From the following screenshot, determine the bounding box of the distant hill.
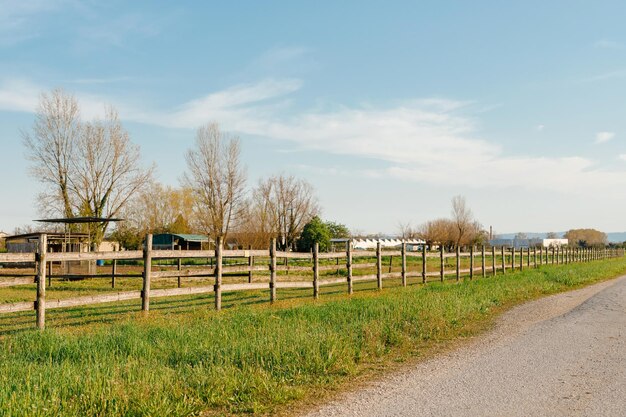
[607,232,626,243]
[497,232,626,244]
[496,232,564,240]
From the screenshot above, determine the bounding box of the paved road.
[304,276,626,417]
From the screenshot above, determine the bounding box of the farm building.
[4,232,120,253]
[5,232,90,253]
[151,233,210,250]
[488,238,569,249]
[351,238,425,251]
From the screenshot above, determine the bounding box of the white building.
[489,238,568,249]
[352,238,425,251]
[541,238,569,248]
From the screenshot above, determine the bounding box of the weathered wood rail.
[0,234,623,329]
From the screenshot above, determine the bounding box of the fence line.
[0,234,624,329]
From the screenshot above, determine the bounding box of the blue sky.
[2,0,626,235]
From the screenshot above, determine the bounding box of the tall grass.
[1,258,625,416]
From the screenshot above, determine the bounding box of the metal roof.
[153,233,210,242]
[6,232,89,241]
[35,216,124,224]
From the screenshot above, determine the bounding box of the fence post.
[539,246,543,266]
[526,248,530,268]
[111,259,117,288]
[422,244,427,284]
[501,246,506,274]
[469,246,474,280]
[491,246,496,276]
[214,236,223,311]
[142,234,152,312]
[248,245,253,283]
[519,247,524,271]
[376,241,383,290]
[440,245,445,282]
[270,238,277,303]
[511,247,515,271]
[567,248,574,264]
[533,247,537,268]
[456,246,460,281]
[551,247,555,265]
[36,234,47,330]
[569,247,572,263]
[347,240,353,295]
[313,242,320,298]
[481,245,486,278]
[401,242,407,287]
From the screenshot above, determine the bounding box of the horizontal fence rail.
[0,233,623,330]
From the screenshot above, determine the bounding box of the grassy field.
[1,257,625,416]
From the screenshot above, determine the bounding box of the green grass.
[1,257,625,416]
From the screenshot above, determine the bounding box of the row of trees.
[24,89,338,250]
[399,196,487,249]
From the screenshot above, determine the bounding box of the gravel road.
[304,275,626,417]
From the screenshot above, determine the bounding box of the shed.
[5,232,90,253]
[152,233,210,250]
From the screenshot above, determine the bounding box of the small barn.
[5,232,90,253]
[151,233,210,250]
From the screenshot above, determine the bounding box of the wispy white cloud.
[593,39,624,50]
[536,124,545,132]
[66,76,134,85]
[0,0,67,45]
[619,154,626,162]
[580,69,626,83]
[595,131,615,144]
[4,77,626,194]
[76,13,162,48]
[254,46,308,69]
[0,77,143,120]
[0,79,40,112]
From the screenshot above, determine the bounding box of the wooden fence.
[0,233,623,329]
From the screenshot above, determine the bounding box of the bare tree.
[418,218,455,249]
[451,195,473,248]
[71,108,152,245]
[564,228,607,247]
[273,174,319,250]
[23,89,152,246]
[231,179,279,248]
[246,174,319,250]
[183,123,246,242]
[22,88,81,219]
[398,221,418,240]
